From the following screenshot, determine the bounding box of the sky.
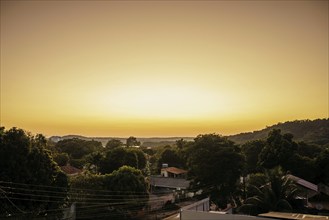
[1,1,328,137]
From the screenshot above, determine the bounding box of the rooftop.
[287,174,318,192]
[259,212,329,220]
[161,167,188,175]
[150,176,190,189]
[60,164,82,175]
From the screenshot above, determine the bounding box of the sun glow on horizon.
[0,1,328,137]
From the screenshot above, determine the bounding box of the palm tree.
[239,167,298,215]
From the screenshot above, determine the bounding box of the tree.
[239,167,298,216]
[84,151,104,174]
[106,139,123,150]
[187,134,244,208]
[258,129,298,170]
[56,138,102,160]
[284,154,316,183]
[315,149,329,184]
[140,146,156,156]
[128,148,147,170]
[99,147,146,174]
[241,140,265,174]
[69,173,111,220]
[297,142,323,159]
[176,138,187,150]
[70,166,148,220]
[157,148,185,171]
[105,166,149,211]
[100,147,129,174]
[0,127,69,218]
[245,173,267,198]
[53,152,69,166]
[126,136,141,147]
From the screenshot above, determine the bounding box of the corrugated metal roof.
[150,176,190,189]
[259,212,329,220]
[287,174,318,192]
[161,167,188,175]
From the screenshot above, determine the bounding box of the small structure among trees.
[161,166,188,178]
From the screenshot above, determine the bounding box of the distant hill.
[49,119,329,147]
[49,135,194,147]
[227,118,329,146]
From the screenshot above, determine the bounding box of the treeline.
[150,131,329,210]
[1,123,329,218]
[0,128,148,219]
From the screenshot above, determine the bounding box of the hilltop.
[227,118,329,145]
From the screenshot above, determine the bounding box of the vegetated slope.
[49,119,328,147]
[228,118,329,145]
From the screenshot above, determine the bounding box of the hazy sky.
[1,1,328,137]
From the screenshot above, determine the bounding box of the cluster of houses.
[159,170,329,220]
[60,162,329,219]
[147,164,329,219]
[148,164,192,211]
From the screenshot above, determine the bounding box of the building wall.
[182,198,210,212]
[148,194,174,211]
[181,210,274,220]
[161,170,168,177]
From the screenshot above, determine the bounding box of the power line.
[0,186,172,203]
[0,187,26,214]
[0,180,151,194]
[0,179,210,219]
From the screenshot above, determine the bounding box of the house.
[287,174,329,212]
[149,166,190,210]
[308,184,329,212]
[149,174,191,210]
[151,166,190,191]
[164,198,276,220]
[60,164,82,176]
[164,193,329,220]
[287,174,318,198]
[161,167,188,179]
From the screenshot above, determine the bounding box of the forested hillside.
[50,119,329,147]
[228,119,329,145]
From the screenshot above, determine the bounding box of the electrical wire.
[0,188,171,205]
[0,178,212,219]
[0,180,152,194]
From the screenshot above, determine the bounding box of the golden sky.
[1,1,328,137]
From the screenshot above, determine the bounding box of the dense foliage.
[2,119,328,217]
[99,147,147,174]
[0,127,69,218]
[240,129,329,185]
[55,138,103,160]
[239,167,298,215]
[70,166,148,220]
[187,134,244,208]
[105,138,124,150]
